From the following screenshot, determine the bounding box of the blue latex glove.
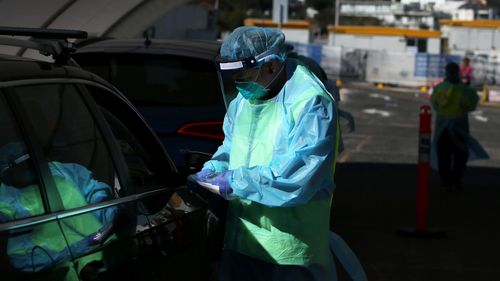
[202,170,234,199]
[195,168,216,181]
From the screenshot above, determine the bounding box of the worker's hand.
[194,168,216,181]
[202,170,234,199]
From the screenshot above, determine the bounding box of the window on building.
[407,38,427,53]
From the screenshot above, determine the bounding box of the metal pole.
[279,4,284,30]
[335,0,340,26]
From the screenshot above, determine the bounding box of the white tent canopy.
[0,0,189,56]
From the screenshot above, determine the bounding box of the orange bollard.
[398,105,446,238]
[416,105,431,231]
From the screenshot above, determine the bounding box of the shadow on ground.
[331,162,500,281]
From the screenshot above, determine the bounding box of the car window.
[86,85,178,190]
[5,83,139,279]
[72,54,110,81]
[0,89,83,280]
[87,84,178,216]
[11,84,118,208]
[109,54,222,107]
[0,94,45,221]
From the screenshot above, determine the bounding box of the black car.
[0,27,216,281]
[73,39,237,177]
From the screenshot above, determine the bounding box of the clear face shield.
[217,48,284,100]
[217,48,283,82]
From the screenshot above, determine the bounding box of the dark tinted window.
[110,54,220,106]
[11,84,118,204]
[417,39,427,53]
[87,86,178,191]
[0,94,44,221]
[72,53,110,80]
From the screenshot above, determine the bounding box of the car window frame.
[0,78,177,230]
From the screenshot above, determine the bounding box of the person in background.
[460,57,473,86]
[431,62,488,191]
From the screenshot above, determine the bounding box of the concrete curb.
[342,82,421,94]
[480,101,500,109]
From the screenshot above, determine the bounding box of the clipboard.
[187,174,221,195]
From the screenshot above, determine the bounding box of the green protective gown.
[204,64,340,278]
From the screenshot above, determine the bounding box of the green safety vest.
[432,81,478,117]
[224,65,340,267]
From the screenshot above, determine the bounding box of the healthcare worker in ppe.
[430,62,489,191]
[0,142,116,280]
[190,26,340,280]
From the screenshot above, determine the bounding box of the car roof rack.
[0,26,88,65]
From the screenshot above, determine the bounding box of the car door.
[1,78,199,281]
[86,82,212,281]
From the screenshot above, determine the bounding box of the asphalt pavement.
[330,85,500,281]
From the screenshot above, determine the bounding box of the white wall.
[400,0,449,5]
[428,38,441,54]
[453,9,474,20]
[330,33,441,54]
[330,34,407,52]
[494,29,500,51]
[283,28,310,43]
[448,27,498,53]
[449,27,470,51]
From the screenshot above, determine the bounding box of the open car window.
[84,84,178,194]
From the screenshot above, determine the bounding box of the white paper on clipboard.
[195,180,221,195]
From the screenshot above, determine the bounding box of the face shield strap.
[218,47,283,72]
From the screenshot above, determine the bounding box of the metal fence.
[366,51,421,86]
[288,41,500,88]
[470,55,500,86]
